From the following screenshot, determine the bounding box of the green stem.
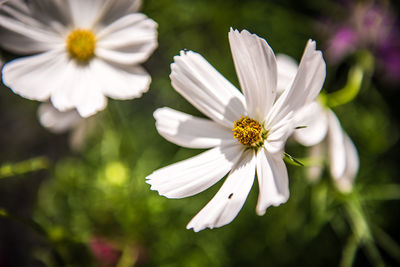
[344,194,385,267]
[0,156,50,179]
[362,184,400,201]
[116,244,137,267]
[327,65,364,108]
[340,234,359,267]
[372,225,400,263]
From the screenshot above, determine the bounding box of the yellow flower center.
[232,116,267,148]
[66,29,96,62]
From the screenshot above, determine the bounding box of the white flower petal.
[306,142,324,182]
[27,0,72,28]
[50,59,107,117]
[293,102,329,146]
[276,53,298,94]
[0,2,63,54]
[334,133,359,192]
[38,103,82,133]
[96,0,142,26]
[264,118,294,154]
[154,107,234,149]
[96,13,158,65]
[187,150,256,232]
[147,144,244,199]
[2,50,65,101]
[327,110,346,179]
[256,148,289,215]
[267,40,326,128]
[68,0,104,28]
[170,50,246,128]
[90,59,150,100]
[69,0,142,28]
[228,28,277,120]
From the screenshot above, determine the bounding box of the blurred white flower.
[38,103,82,133]
[294,102,359,192]
[0,0,157,117]
[147,29,326,232]
[38,103,94,150]
[276,54,299,93]
[279,55,360,192]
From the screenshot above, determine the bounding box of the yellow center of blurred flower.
[232,116,266,148]
[66,29,96,62]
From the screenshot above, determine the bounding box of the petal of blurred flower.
[294,101,329,146]
[276,54,298,94]
[334,133,359,192]
[38,102,83,134]
[2,50,67,101]
[327,110,347,180]
[147,29,326,231]
[0,0,157,117]
[37,102,94,151]
[96,13,158,65]
[306,143,324,182]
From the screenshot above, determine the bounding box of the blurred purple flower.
[378,33,400,81]
[325,1,400,82]
[327,27,359,63]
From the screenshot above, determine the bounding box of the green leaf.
[295,125,307,129]
[284,152,304,167]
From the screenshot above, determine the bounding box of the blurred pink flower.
[89,236,121,267]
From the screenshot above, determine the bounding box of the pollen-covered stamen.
[66,29,96,62]
[232,116,266,147]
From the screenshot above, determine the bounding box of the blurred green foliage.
[1,0,400,266]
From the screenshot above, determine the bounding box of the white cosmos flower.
[279,55,360,192]
[146,29,326,232]
[0,0,157,117]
